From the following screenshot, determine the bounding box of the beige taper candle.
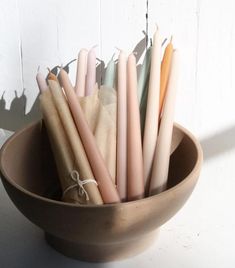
[143,27,161,192]
[48,79,103,205]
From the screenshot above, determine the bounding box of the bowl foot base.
[45,229,159,262]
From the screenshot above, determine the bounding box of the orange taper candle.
[159,38,173,116]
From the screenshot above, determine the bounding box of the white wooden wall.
[0,0,235,141]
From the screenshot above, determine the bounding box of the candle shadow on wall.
[0,33,147,132]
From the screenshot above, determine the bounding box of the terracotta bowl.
[0,121,203,262]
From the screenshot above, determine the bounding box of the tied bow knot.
[62,170,98,201]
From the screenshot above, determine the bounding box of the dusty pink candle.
[116,51,127,201]
[127,54,144,201]
[75,49,88,97]
[85,46,96,96]
[59,69,120,203]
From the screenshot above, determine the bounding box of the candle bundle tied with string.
[37,27,179,205]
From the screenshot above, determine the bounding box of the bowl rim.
[0,120,203,209]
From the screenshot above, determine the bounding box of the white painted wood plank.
[100,0,147,76]
[0,0,23,110]
[18,0,100,113]
[148,0,198,134]
[196,0,235,138]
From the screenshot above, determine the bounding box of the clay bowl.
[0,120,203,262]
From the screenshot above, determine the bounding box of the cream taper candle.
[149,50,179,196]
[142,27,161,192]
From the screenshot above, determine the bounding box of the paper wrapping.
[79,85,117,184]
[47,80,103,205]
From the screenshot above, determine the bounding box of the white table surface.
[0,130,235,268]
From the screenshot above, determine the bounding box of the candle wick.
[115,47,122,52]
[37,65,40,72]
[96,57,101,62]
[155,23,159,31]
[170,35,173,43]
[111,53,115,60]
[162,38,167,47]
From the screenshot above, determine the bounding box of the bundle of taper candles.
[36,27,179,205]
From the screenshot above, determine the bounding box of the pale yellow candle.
[59,69,120,203]
[149,50,179,196]
[116,51,127,201]
[143,27,161,191]
[127,53,144,201]
[75,49,88,97]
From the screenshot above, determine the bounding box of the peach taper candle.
[75,49,88,97]
[127,53,144,201]
[59,69,120,203]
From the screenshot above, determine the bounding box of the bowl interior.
[0,120,199,202]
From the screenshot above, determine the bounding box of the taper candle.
[116,51,127,201]
[36,72,48,92]
[48,78,103,205]
[59,69,120,203]
[143,27,161,191]
[149,50,179,196]
[103,55,116,88]
[75,49,88,97]
[127,53,144,201]
[137,47,151,104]
[85,46,96,96]
[159,38,173,116]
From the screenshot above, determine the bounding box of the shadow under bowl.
[0,120,203,262]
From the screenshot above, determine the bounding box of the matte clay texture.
[0,121,203,262]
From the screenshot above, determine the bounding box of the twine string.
[62,170,97,201]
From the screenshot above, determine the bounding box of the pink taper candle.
[36,72,48,92]
[85,46,96,96]
[143,27,161,192]
[116,51,127,201]
[75,49,88,96]
[127,54,144,201]
[59,69,120,203]
[149,50,179,196]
